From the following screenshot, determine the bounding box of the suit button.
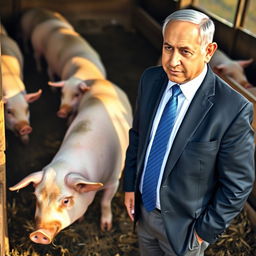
[163,210,169,214]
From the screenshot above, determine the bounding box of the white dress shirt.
[140,65,208,210]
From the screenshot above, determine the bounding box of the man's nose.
[169,52,181,67]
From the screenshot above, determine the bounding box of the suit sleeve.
[123,73,143,192]
[195,102,255,243]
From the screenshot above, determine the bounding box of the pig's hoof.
[101,221,112,231]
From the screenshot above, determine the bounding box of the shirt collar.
[166,64,208,100]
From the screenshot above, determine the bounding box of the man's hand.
[195,231,203,245]
[124,192,135,221]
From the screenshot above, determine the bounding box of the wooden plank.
[0,182,3,256]
[0,33,9,255]
[233,0,249,28]
[178,0,193,8]
[0,151,8,255]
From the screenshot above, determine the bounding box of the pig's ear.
[65,173,103,193]
[78,82,90,92]
[48,81,65,87]
[213,64,227,74]
[9,171,44,191]
[237,58,253,68]
[25,89,42,103]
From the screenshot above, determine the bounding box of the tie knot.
[172,84,182,98]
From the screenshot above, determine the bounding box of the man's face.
[162,20,215,84]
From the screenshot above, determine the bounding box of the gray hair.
[162,9,215,47]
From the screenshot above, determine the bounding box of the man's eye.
[165,46,173,51]
[182,50,192,55]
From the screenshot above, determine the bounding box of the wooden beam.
[177,0,193,9]
[234,0,249,28]
[0,39,9,256]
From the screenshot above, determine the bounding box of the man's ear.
[205,42,218,63]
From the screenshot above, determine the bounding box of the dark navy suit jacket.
[123,65,255,256]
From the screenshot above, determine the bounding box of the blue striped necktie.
[142,84,182,211]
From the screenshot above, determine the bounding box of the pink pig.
[30,13,74,71]
[10,79,132,244]
[210,49,253,88]
[20,8,69,52]
[44,26,106,118]
[1,30,42,143]
[48,56,105,118]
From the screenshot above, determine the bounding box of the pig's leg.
[47,66,55,81]
[100,180,119,231]
[34,51,42,71]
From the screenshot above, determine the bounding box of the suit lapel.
[144,75,168,143]
[137,71,168,177]
[162,68,216,182]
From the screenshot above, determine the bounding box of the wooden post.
[0,40,9,256]
[177,0,193,9]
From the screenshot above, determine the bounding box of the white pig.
[9,79,132,244]
[20,8,69,51]
[48,56,105,118]
[31,18,74,71]
[1,32,42,143]
[210,49,253,88]
[44,27,106,118]
[45,28,106,80]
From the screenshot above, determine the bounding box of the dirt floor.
[5,23,256,256]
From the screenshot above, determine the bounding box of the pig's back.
[77,79,132,166]
[21,8,68,39]
[45,29,103,76]
[210,49,231,67]
[31,19,74,56]
[1,34,23,69]
[2,56,25,98]
[57,79,132,183]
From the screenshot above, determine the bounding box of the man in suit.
[123,8,255,256]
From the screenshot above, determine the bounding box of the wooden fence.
[0,51,9,255]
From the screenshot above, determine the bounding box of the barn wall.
[0,0,134,34]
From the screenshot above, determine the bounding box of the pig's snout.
[30,221,61,244]
[15,121,32,136]
[30,229,52,244]
[19,125,32,135]
[57,104,72,118]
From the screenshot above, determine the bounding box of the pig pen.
[5,22,256,256]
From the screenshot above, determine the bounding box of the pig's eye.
[63,198,69,204]
[6,109,13,115]
[73,93,80,98]
[61,197,73,207]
